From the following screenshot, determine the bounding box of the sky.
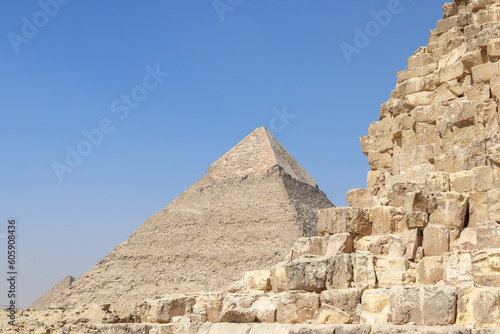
[0,0,444,308]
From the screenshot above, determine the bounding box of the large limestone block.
[328,254,354,289]
[370,206,403,235]
[317,207,371,236]
[250,295,279,323]
[405,212,428,229]
[284,257,330,292]
[352,252,376,289]
[320,289,362,323]
[289,237,325,260]
[472,62,500,83]
[368,151,392,170]
[219,293,262,323]
[443,251,474,287]
[428,192,469,228]
[137,295,195,323]
[270,262,288,293]
[422,225,451,256]
[346,188,374,208]
[312,304,350,324]
[390,286,457,326]
[405,191,428,213]
[405,91,435,109]
[425,172,450,192]
[470,193,488,228]
[477,220,500,249]
[276,291,320,324]
[400,228,422,260]
[361,289,390,314]
[457,287,500,328]
[487,188,500,222]
[243,271,271,291]
[375,256,413,288]
[455,228,478,251]
[417,256,445,285]
[450,170,475,193]
[193,292,224,323]
[472,248,500,287]
[324,233,353,256]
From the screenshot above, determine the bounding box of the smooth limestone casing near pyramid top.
[29,127,333,311]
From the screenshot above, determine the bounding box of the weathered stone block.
[470,193,488,228]
[456,228,478,251]
[425,172,450,192]
[390,286,457,326]
[243,271,271,291]
[370,206,403,235]
[289,237,325,260]
[270,262,288,293]
[327,254,354,289]
[317,207,371,236]
[488,38,500,58]
[284,257,329,292]
[324,233,353,256]
[487,188,500,222]
[472,62,500,82]
[450,170,475,193]
[276,291,320,324]
[417,256,445,285]
[137,295,195,323]
[346,188,374,208]
[353,252,376,290]
[193,292,224,323]
[428,192,469,228]
[405,212,428,229]
[477,220,500,249]
[375,256,413,288]
[457,287,500,328]
[472,248,500,287]
[320,289,362,323]
[361,289,390,314]
[423,225,450,256]
[443,251,474,287]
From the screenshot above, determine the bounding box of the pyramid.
[28,276,75,310]
[44,127,333,310]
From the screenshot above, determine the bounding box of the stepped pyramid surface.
[11,1,500,332]
[28,276,74,311]
[39,127,333,311]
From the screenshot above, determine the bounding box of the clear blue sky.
[0,0,444,307]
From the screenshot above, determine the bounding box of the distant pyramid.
[29,276,75,310]
[46,127,333,310]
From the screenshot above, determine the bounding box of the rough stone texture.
[390,286,457,326]
[45,127,333,310]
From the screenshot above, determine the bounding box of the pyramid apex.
[209,127,318,187]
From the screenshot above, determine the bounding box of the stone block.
[477,220,500,249]
[137,295,195,323]
[324,233,353,256]
[487,188,500,222]
[405,212,428,229]
[361,289,390,314]
[455,228,477,251]
[312,305,350,324]
[276,291,320,324]
[368,151,392,170]
[457,287,500,328]
[317,207,371,236]
[428,192,468,228]
[327,254,354,289]
[423,225,450,256]
[425,172,450,192]
[346,188,374,208]
[470,193,488,228]
[370,206,403,235]
[405,92,435,109]
[284,257,330,292]
[375,256,413,288]
[405,191,428,213]
[352,252,376,290]
[450,170,475,193]
[472,62,500,83]
[400,228,422,260]
[320,289,362,323]
[243,271,271,291]
[472,248,500,287]
[417,256,445,285]
[193,292,224,323]
[443,251,474,287]
[289,237,325,260]
[390,286,457,326]
[488,38,500,58]
[219,293,261,323]
[270,262,288,293]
